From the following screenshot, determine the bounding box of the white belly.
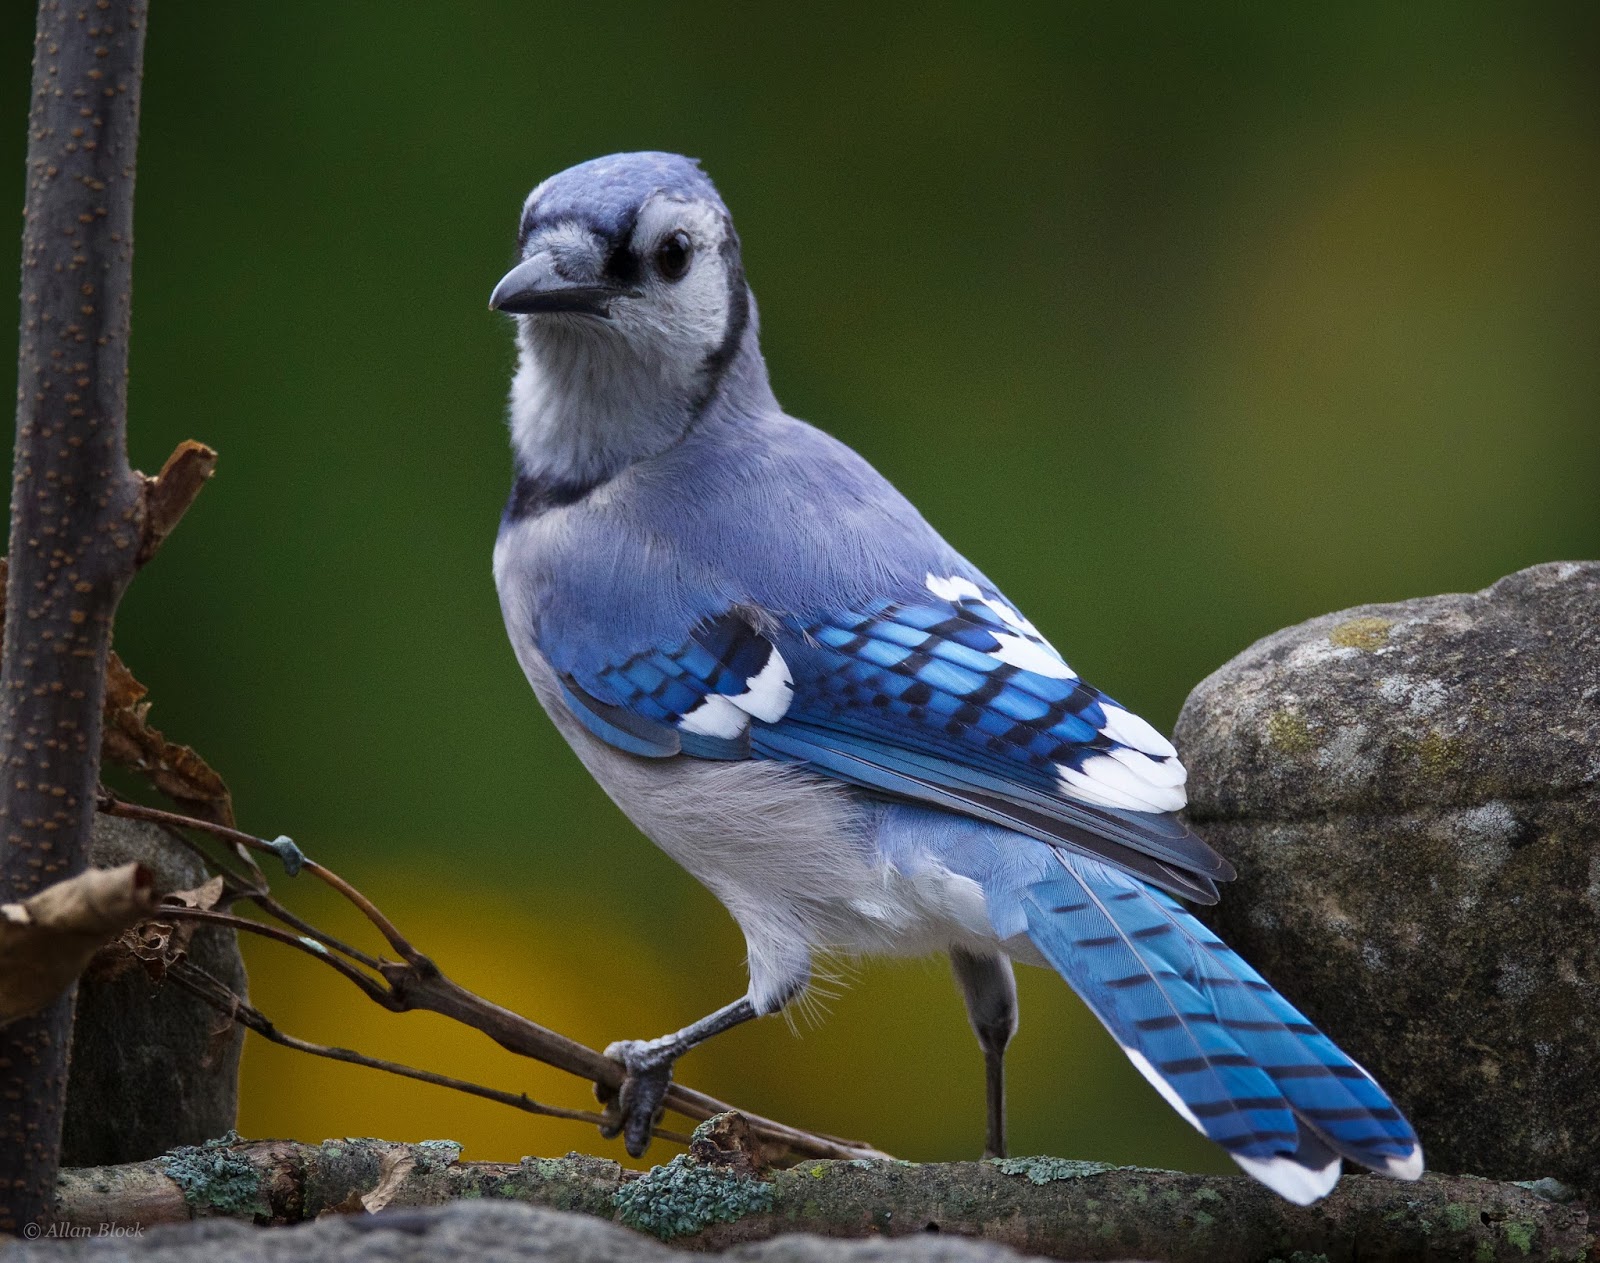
[507,639,998,1011]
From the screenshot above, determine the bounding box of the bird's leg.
[598,996,758,1157]
[950,947,1019,1159]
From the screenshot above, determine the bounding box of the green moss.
[1413,730,1464,777]
[159,1132,268,1218]
[1504,1219,1536,1254]
[1444,1202,1474,1232]
[613,1154,774,1241]
[1329,616,1394,651]
[1266,710,1317,754]
[987,1156,1114,1185]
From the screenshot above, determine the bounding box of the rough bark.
[0,0,148,1232]
[61,813,246,1167]
[51,1134,1591,1261]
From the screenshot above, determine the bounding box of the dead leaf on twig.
[102,652,236,826]
[0,864,158,1026]
[0,559,233,826]
[107,872,227,984]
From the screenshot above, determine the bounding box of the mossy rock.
[1174,561,1600,1194]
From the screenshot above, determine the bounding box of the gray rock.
[60,814,246,1166]
[5,1201,1059,1261]
[727,1231,1074,1261]
[1174,560,1600,1192]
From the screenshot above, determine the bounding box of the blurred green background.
[4,3,1598,1174]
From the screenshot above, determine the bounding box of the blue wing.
[551,572,1232,903]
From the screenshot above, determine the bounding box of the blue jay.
[489,152,1422,1203]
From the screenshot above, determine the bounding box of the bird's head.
[495,153,752,386]
[493,153,765,491]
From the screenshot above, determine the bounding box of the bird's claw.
[597,1038,675,1157]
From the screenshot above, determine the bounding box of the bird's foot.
[597,1037,678,1157]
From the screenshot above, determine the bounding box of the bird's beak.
[488,254,617,318]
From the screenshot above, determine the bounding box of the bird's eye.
[655,230,692,282]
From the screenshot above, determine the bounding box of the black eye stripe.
[605,241,641,286]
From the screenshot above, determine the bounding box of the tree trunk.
[0,0,148,1234]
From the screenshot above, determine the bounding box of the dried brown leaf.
[201,999,240,1070]
[102,652,236,827]
[360,1148,417,1214]
[0,864,159,1025]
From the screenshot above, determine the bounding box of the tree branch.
[96,793,888,1166]
[0,0,149,1232]
[164,961,691,1143]
[51,1131,1592,1261]
[135,439,217,567]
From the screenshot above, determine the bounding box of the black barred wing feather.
[555,576,1232,902]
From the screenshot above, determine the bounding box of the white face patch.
[507,194,741,491]
[617,195,732,362]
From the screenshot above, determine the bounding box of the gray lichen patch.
[414,1139,463,1172]
[160,1131,268,1218]
[987,1155,1115,1185]
[613,1153,774,1241]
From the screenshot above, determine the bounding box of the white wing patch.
[679,694,749,739]
[678,644,794,738]
[988,631,1076,679]
[1070,702,1187,812]
[1099,702,1178,759]
[729,646,794,722]
[924,573,1075,679]
[1059,756,1185,813]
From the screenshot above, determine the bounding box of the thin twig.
[168,962,691,1144]
[157,906,392,1004]
[100,794,420,963]
[96,793,889,1163]
[247,892,385,972]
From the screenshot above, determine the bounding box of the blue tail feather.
[1020,852,1422,1204]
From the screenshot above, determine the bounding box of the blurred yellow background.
[2,3,1595,1173]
